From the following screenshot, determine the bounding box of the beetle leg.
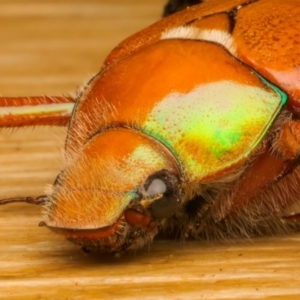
[0,96,75,127]
[274,121,300,225]
[274,121,300,160]
[210,144,295,221]
[210,120,300,222]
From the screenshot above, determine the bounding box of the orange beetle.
[1,0,300,255]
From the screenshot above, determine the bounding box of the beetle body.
[1,0,300,255]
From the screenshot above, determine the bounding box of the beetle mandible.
[1,0,300,256]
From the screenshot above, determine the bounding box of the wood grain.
[0,1,300,299]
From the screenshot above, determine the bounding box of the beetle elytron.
[1,0,300,255]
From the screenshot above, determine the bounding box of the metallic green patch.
[143,80,286,181]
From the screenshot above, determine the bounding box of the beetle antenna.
[0,195,49,206]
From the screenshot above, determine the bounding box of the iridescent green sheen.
[143,81,286,181]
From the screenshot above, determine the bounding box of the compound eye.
[141,170,181,220]
[145,178,167,196]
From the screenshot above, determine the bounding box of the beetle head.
[43,127,183,254]
[41,37,286,255]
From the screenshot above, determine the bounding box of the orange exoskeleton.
[1,0,300,256]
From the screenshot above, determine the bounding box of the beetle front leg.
[208,119,300,224]
[274,121,300,160]
[0,96,75,127]
[209,144,295,221]
[275,120,300,225]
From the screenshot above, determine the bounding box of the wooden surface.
[0,1,300,299]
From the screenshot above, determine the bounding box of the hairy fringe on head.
[65,97,119,164]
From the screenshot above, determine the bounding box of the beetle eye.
[141,170,181,220]
[145,178,167,195]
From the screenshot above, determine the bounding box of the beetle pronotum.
[1,0,300,256]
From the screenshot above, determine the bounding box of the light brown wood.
[0,1,300,299]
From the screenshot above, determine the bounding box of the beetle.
[1,0,300,256]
